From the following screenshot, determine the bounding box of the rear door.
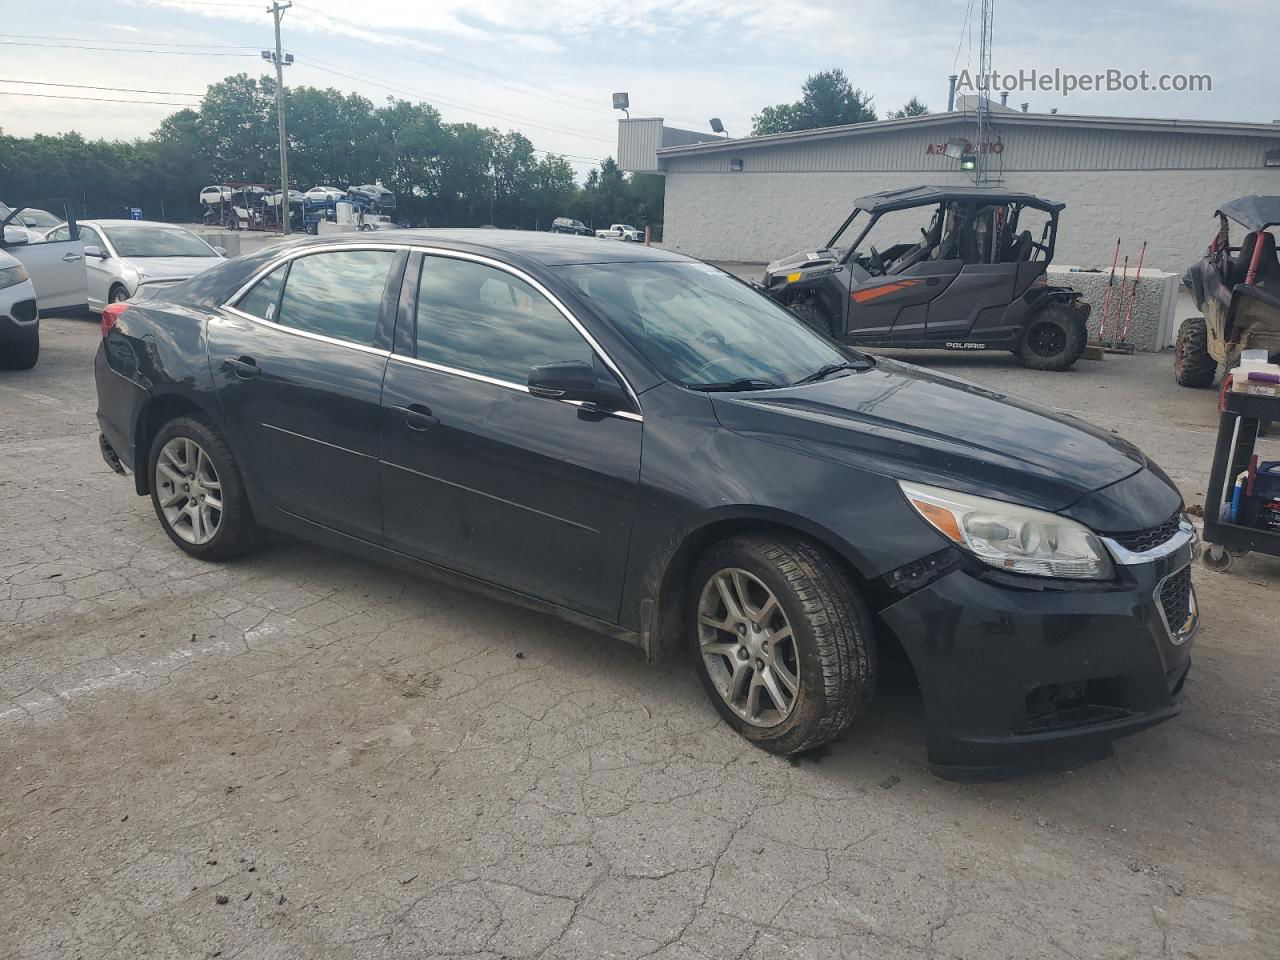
[208,246,406,541]
[924,264,1018,342]
[1,202,86,310]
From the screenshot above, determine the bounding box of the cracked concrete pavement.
[1,317,1278,959]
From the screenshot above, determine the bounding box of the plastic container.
[1230,349,1280,396]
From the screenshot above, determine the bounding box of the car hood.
[711,358,1157,517]
[765,247,842,275]
[127,256,223,283]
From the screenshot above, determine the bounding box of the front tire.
[109,284,130,305]
[690,535,876,756]
[148,416,260,561]
[1173,317,1216,388]
[1015,302,1086,371]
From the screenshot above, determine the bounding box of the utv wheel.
[1015,302,1086,371]
[789,299,833,336]
[1174,317,1216,388]
[690,535,876,755]
[148,416,260,561]
[1,331,39,370]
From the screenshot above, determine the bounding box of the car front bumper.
[879,530,1197,780]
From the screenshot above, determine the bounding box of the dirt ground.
[2,316,1278,960]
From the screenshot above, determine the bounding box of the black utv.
[761,185,1091,370]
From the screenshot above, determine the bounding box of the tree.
[752,69,877,135]
[888,97,929,119]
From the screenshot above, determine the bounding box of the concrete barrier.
[1047,266,1180,352]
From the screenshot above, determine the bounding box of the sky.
[2,0,1277,178]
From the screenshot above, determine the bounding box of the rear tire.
[0,330,39,370]
[1015,302,1086,371]
[689,535,876,756]
[1174,317,1216,388]
[148,415,260,561]
[789,299,833,336]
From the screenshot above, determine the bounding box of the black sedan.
[94,231,1198,779]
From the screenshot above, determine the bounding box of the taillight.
[101,301,129,337]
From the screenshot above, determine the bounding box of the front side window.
[236,265,286,321]
[79,226,105,250]
[415,256,593,384]
[274,250,396,346]
[559,261,847,388]
[100,225,218,258]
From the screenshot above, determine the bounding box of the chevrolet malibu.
[94,232,1198,779]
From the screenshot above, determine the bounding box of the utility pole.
[974,0,993,184]
[264,2,293,234]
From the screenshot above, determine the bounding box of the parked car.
[0,201,63,243]
[304,185,347,203]
[761,186,1091,371]
[0,247,40,369]
[94,230,1196,779]
[596,223,643,241]
[45,219,224,312]
[551,217,591,236]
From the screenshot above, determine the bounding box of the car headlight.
[0,263,30,290]
[898,480,1114,580]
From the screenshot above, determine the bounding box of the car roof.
[286,228,692,267]
[1216,196,1280,231]
[83,219,196,228]
[854,184,1065,214]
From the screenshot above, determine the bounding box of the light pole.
[264,2,293,234]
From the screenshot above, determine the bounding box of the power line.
[0,33,258,49]
[0,40,258,56]
[298,56,614,145]
[0,91,198,106]
[0,78,203,97]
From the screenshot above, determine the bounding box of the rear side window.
[415,255,592,383]
[275,250,396,346]
[236,265,286,320]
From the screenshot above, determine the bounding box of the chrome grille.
[1157,566,1196,645]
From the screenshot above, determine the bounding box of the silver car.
[43,219,225,312]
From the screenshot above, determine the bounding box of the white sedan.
[44,220,225,312]
[0,247,40,369]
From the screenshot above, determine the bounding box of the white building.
[618,110,1280,272]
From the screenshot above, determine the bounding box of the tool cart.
[1201,389,1280,571]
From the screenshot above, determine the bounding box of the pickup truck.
[595,223,643,242]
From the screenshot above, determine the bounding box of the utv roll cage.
[825,185,1064,277]
[1209,196,1280,291]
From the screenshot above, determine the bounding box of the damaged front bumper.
[879,525,1197,781]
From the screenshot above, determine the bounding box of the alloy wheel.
[697,568,800,727]
[154,436,223,545]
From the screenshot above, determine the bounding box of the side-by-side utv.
[1175,196,1280,387]
[761,185,1091,370]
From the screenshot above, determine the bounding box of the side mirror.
[213,246,227,257]
[2,226,29,246]
[528,360,629,411]
[83,244,108,259]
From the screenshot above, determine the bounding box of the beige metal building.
[618,111,1280,272]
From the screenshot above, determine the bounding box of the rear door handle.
[391,403,439,431]
[222,356,260,379]
[62,253,83,263]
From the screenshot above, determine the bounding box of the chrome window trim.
[220,242,643,416]
[389,353,643,423]
[221,303,392,358]
[1101,519,1197,566]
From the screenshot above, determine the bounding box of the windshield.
[102,225,218,258]
[560,261,851,388]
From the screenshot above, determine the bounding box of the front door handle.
[222,356,260,379]
[391,403,439,431]
[926,276,941,286]
[62,253,83,263]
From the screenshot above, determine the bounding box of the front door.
[2,204,86,311]
[208,247,406,541]
[379,252,642,621]
[844,260,959,342]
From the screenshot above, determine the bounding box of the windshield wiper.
[687,378,783,392]
[792,358,875,386]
